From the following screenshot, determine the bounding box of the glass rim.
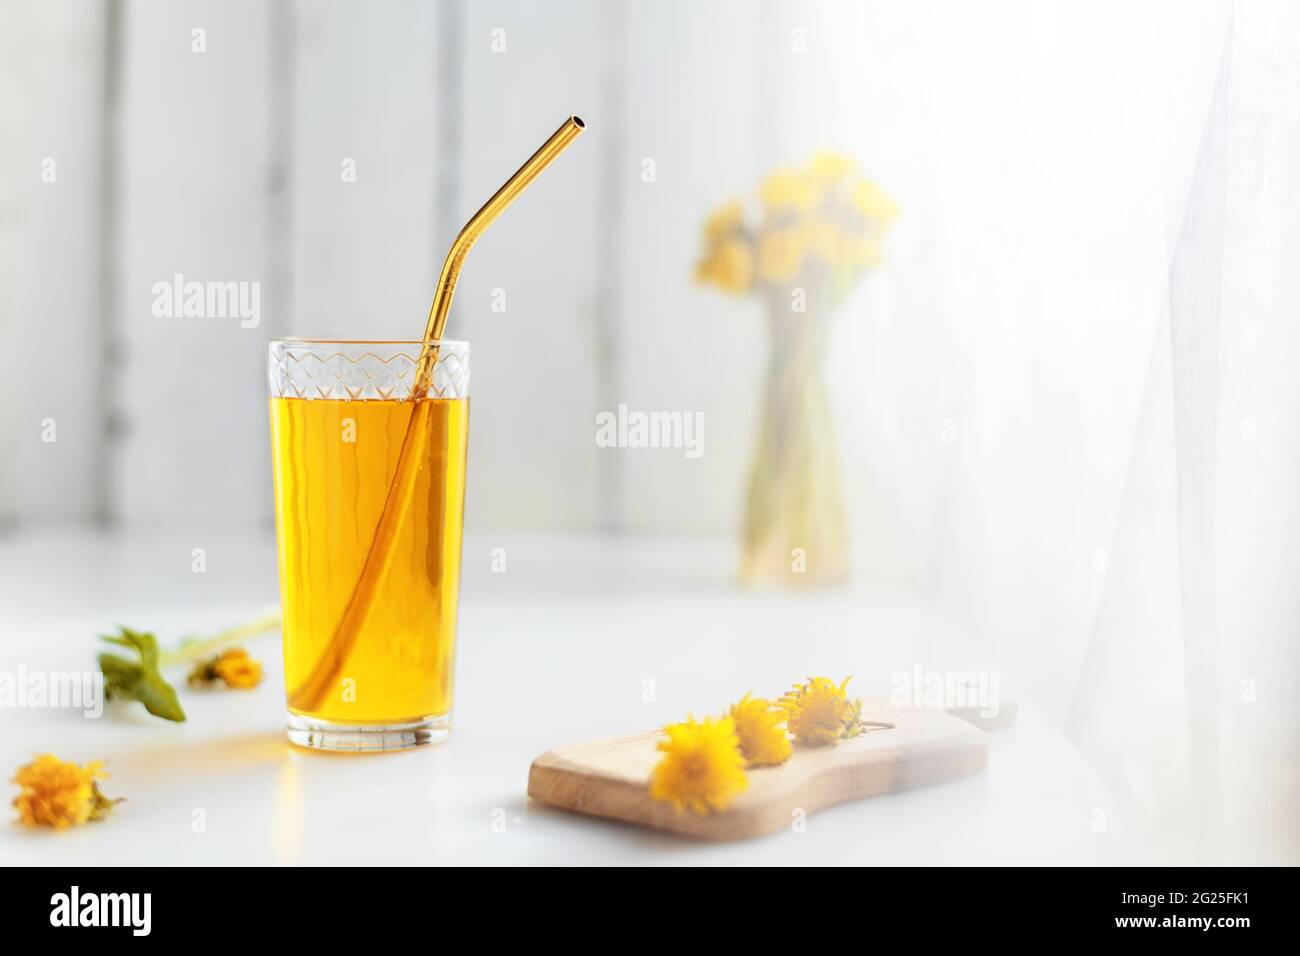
[269,337,469,347]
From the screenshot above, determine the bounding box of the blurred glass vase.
[695,153,897,587]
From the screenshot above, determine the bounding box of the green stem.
[158,606,282,669]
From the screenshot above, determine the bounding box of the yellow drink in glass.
[267,340,470,751]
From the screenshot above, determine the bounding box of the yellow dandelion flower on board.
[841,695,869,739]
[780,675,860,747]
[12,754,120,829]
[728,693,792,767]
[649,715,748,815]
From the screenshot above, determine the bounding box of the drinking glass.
[267,339,470,751]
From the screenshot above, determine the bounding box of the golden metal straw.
[289,116,586,713]
[421,116,586,361]
[412,115,585,395]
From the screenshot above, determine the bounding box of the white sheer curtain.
[1062,2,1300,861]
[815,0,1298,861]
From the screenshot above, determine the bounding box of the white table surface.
[1,526,1146,866]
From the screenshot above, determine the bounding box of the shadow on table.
[521,797,727,855]
[112,730,290,780]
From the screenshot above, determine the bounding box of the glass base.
[286,712,450,752]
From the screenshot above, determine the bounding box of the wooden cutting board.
[527,699,990,840]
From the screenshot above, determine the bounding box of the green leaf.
[98,627,186,722]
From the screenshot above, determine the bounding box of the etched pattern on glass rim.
[268,341,470,400]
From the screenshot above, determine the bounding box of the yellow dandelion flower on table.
[728,693,792,767]
[12,754,120,829]
[780,675,859,747]
[649,715,748,815]
[761,169,817,213]
[188,647,263,689]
[213,648,262,689]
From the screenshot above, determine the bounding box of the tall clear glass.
[267,339,470,751]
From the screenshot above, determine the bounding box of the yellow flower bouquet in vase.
[697,154,896,587]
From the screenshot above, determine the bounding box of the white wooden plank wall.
[617,0,767,534]
[289,0,440,342]
[113,0,277,524]
[1,0,633,533]
[7,0,1179,543]
[0,1,110,522]
[453,0,603,532]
